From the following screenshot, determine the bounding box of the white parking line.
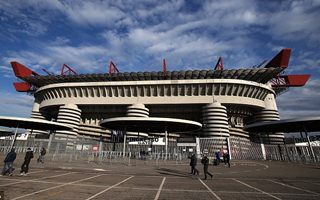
[199,178,222,200]
[0,172,75,186]
[268,179,320,195]
[154,177,166,200]
[26,170,47,174]
[85,176,134,200]
[12,174,103,200]
[233,179,281,200]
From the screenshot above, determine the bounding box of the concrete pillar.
[201,101,229,152]
[55,104,81,150]
[196,137,201,158]
[254,92,284,144]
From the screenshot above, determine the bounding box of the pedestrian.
[201,155,213,180]
[20,147,34,176]
[189,154,199,175]
[215,151,221,165]
[223,152,231,168]
[37,147,46,164]
[188,154,193,174]
[1,148,16,176]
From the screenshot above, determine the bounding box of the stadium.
[9,48,310,159]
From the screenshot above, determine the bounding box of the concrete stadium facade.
[11,48,310,156]
[30,72,282,150]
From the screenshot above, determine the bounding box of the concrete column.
[260,135,266,160]
[201,101,229,152]
[196,137,201,158]
[55,104,81,150]
[99,135,103,154]
[165,128,168,160]
[255,92,284,144]
[123,133,126,158]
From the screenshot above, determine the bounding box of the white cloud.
[202,0,264,29]
[62,2,125,26]
[1,44,109,75]
[277,78,320,119]
[0,91,33,117]
[0,1,49,37]
[0,65,15,78]
[51,36,70,46]
[266,1,320,42]
[133,0,184,18]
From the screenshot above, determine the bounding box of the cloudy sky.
[0,0,319,119]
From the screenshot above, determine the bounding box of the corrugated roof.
[21,67,284,87]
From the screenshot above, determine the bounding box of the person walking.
[188,154,194,174]
[215,151,221,165]
[1,148,16,176]
[20,147,34,176]
[201,155,213,180]
[189,154,199,175]
[223,152,231,168]
[37,147,46,164]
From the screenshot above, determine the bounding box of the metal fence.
[0,137,319,165]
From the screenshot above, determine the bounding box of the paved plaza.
[0,158,319,200]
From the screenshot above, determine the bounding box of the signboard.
[177,137,196,143]
[92,145,99,151]
[177,137,196,146]
[177,143,196,146]
[76,145,89,150]
[128,137,165,146]
[0,132,29,140]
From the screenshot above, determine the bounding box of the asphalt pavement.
[0,157,319,200]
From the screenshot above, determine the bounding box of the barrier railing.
[0,138,319,165]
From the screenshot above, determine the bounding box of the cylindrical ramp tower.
[126,103,149,138]
[54,104,81,149]
[201,101,229,154]
[127,103,149,118]
[253,93,284,144]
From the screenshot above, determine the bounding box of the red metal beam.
[265,48,291,68]
[42,68,54,75]
[271,74,310,87]
[13,82,32,92]
[61,64,77,75]
[109,61,119,75]
[11,61,39,78]
[214,57,223,70]
[162,59,167,73]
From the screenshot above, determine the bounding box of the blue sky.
[0,0,319,119]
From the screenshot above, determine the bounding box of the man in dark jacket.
[223,152,231,168]
[189,154,199,175]
[20,147,34,176]
[201,155,213,180]
[1,148,17,176]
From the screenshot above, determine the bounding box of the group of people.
[189,151,231,180]
[189,154,213,180]
[1,147,46,176]
[215,151,230,168]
